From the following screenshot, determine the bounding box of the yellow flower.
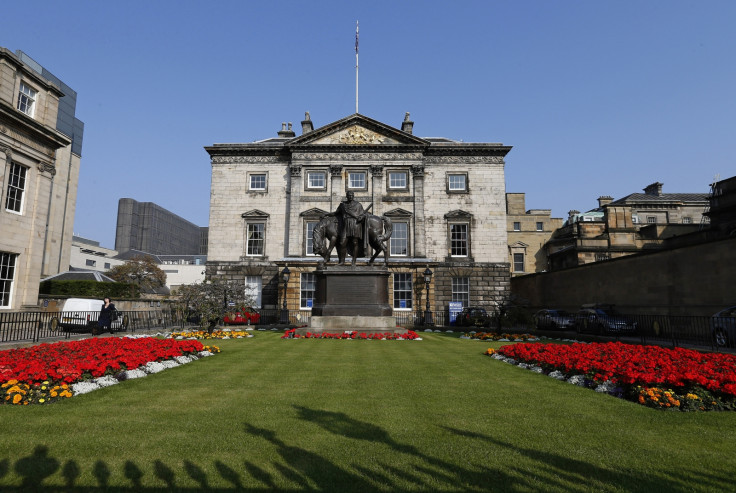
[39,399,45,404]
[12,394,22,404]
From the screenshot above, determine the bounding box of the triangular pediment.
[509,241,529,248]
[299,207,329,218]
[444,210,473,219]
[288,113,429,148]
[383,208,413,218]
[241,209,270,219]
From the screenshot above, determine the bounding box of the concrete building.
[70,235,125,272]
[545,182,708,271]
[0,48,83,309]
[205,112,512,317]
[506,193,563,276]
[115,198,206,256]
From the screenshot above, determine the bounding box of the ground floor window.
[513,253,525,272]
[393,273,412,310]
[245,276,262,308]
[0,252,18,307]
[451,277,469,306]
[301,273,316,309]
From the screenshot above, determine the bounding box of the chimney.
[568,210,580,222]
[644,182,663,196]
[277,122,295,138]
[301,111,314,135]
[401,112,414,134]
[597,196,613,208]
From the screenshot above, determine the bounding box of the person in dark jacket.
[98,298,117,335]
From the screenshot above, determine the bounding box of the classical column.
[370,164,384,214]
[287,165,302,257]
[412,164,426,258]
[330,164,343,210]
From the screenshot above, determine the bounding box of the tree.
[106,255,167,293]
[175,278,255,332]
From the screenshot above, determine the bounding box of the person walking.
[98,298,117,335]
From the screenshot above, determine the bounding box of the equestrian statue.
[313,191,392,266]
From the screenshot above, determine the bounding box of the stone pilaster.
[287,165,302,257]
[370,164,384,213]
[330,164,343,210]
[412,164,426,257]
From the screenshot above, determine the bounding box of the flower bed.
[170,329,254,339]
[0,337,214,405]
[489,342,736,411]
[282,329,420,340]
[463,332,538,342]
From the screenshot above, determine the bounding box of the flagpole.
[355,21,359,114]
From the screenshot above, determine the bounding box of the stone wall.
[511,236,736,316]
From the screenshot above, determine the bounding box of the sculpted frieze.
[424,156,505,165]
[37,162,56,176]
[0,125,54,158]
[211,156,283,164]
[294,152,423,162]
[313,125,398,145]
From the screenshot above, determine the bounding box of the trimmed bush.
[39,280,139,298]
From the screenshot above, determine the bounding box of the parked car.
[711,306,736,348]
[455,307,493,328]
[534,309,574,330]
[50,298,128,332]
[574,305,637,335]
[223,307,261,325]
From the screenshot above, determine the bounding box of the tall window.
[5,163,27,213]
[393,273,412,309]
[17,82,36,117]
[0,252,17,308]
[249,174,267,191]
[306,221,318,256]
[390,222,408,256]
[388,171,408,190]
[513,222,521,231]
[301,273,316,309]
[246,223,265,255]
[513,253,525,272]
[307,171,326,189]
[447,173,467,192]
[245,276,262,308]
[452,277,469,306]
[450,224,468,257]
[348,171,366,190]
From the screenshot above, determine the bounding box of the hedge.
[39,280,140,298]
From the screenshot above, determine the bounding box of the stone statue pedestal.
[300,264,401,335]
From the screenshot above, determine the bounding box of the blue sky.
[4,1,735,248]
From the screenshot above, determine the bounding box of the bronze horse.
[313,214,393,265]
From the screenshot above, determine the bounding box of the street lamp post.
[423,267,434,326]
[279,266,291,325]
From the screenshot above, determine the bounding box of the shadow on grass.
[0,423,730,491]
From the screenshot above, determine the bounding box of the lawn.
[1,332,735,492]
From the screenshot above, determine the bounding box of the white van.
[50,298,128,333]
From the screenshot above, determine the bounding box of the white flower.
[549,370,566,380]
[498,338,510,342]
[530,366,543,373]
[175,356,193,364]
[143,361,167,374]
[160,360,179,369]
[124,369,147,379]
[198,351,215,357]
[595,381,617,393]
[567,375,587,386]
[72,381,100,396]
[94,375,119,388]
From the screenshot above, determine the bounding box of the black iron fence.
[2,307,732,353]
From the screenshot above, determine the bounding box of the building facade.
[70,235,124,272]
[115,198,205,255]
[506,193,563,276]
[205,113,511,318]
[1,48,83,309]
[545,182,708,271]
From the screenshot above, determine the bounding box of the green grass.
[1,332,735,492]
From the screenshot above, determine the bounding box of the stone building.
[506,193,562,276]
[545,182,708,271]
[0,48,83,309]
[205,112,511,318]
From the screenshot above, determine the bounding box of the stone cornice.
[0,103,71,154]
[210,155,284,164]
[424,155,505,165]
